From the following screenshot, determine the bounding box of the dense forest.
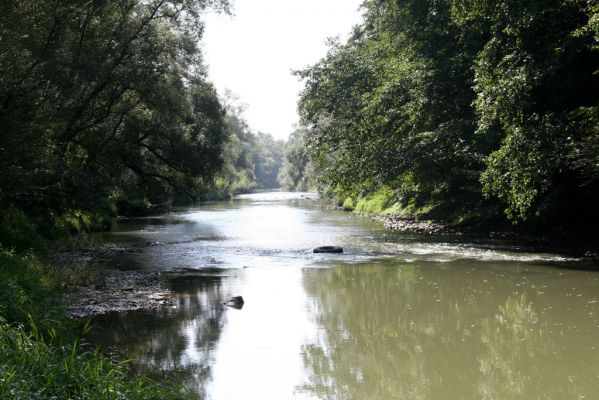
[0,0,284,248]
[278,127,318,191]
[294,0,598,234]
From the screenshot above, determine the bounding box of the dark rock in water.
[224,296,244,309]
[313,246,343,254]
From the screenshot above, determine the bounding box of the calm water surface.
[88,192,599,399]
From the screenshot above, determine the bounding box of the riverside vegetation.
[290,0,599,239]
[0,0,285,398]
[2,0,598,398]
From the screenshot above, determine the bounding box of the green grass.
[0,206,115,253]
[0,248,185,399]
[353,188,396,214]
[0,207,47,254]
[342,187,496,225]
[0,250,60,329]
[0,318,182,400]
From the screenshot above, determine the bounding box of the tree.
[0,0,231,221]
[208,91,284,198]
[297,0,599,229]
[278,127,318,191]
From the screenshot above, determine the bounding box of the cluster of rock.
[64,271,172,318]
[360,213,455,235]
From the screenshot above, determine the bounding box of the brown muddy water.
[86,192,599,399]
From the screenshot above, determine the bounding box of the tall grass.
[0,249,60,329]
[0,248,186,399]
[0,318,182,399]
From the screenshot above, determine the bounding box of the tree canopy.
[0,0,231,222]
[297,0,599,229]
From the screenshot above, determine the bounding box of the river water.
[88,192,599,399]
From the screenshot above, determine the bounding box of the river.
[86,192,599,399]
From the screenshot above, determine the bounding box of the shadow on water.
[86,273,234,398]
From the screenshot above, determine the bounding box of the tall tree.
[298,0,599,229]
[0,0,230,217]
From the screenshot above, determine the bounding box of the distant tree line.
[208,92,284,199]
[295,0,599,231]
[278,127,318,191]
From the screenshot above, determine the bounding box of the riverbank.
[47,240,176,318]
[0,248,184,399]
[64,270,172,318]
[358,212,455,235]
[336,187,599,257]
[355,211,599,258]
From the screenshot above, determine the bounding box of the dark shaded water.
[87,192,599,399]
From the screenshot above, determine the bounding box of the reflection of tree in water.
[87,275,228,398]
[477,295,556,400]
[298,263,586,400]
[299,264,437,400]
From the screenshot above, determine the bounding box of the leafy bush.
[0,249,185,399]
[342,197,355,211]
[116,198,153,217]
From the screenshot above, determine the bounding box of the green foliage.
[278,128,319,191]
[45,209,115,237]
[354,188,396,214]
[480,117,569,221]
[298,0,484,213]
[44,261,105,291]
[0,208,47,253]
[0,205,115,253]
[0,0,231,223]
[0,249,60,329]
[298,0,599,229]
[116,198,153,217]
[252,132,285,189]
[0,319,183,399]
[342,197,355,211]
[210,92,284,198]
[470,0,599,222]
[0,1,256,397]
[0,249,183,399]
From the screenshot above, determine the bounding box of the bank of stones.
[358,212,455,235]
[64,270,172,318]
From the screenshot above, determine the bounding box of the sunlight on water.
[208,268,316,400]
[88,192,599,399]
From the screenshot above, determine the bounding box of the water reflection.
[88,274,232,398]
[476,294,547,399]
[300,262,599,400]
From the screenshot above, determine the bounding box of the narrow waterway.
[87,192,599,399]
